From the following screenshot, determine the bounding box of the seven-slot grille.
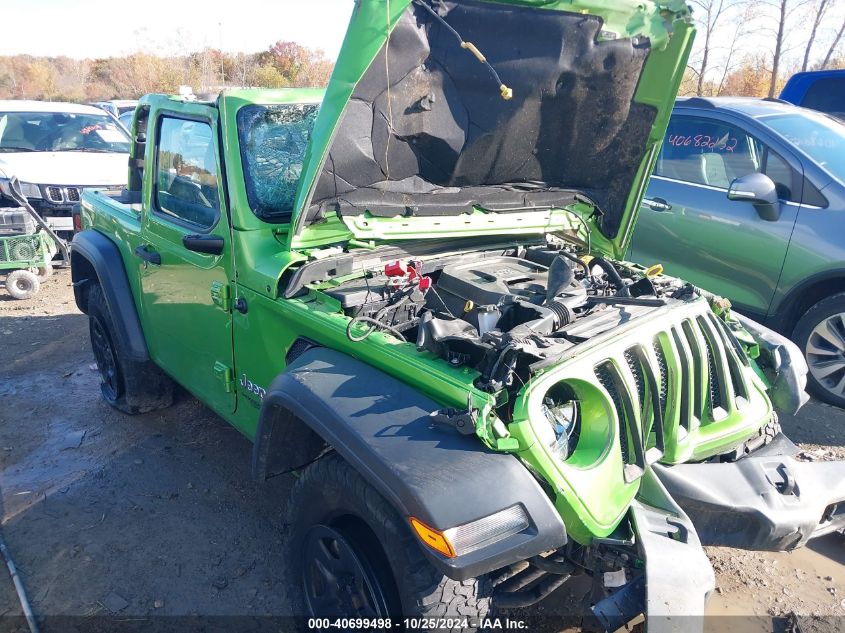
[595,311,751,478]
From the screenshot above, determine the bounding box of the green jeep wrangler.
[70,0,845,629]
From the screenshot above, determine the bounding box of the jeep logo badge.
[239,374,266,400]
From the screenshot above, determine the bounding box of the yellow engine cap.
[645,264,664,278]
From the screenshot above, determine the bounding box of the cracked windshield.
[237,103,319,218]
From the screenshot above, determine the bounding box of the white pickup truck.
[0,101,130,238]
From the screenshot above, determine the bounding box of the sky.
[1,0,842,70]
[0,0,355,59]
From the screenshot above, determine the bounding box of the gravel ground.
[0,270,842,632]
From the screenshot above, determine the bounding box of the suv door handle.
[134,244,161,265]
[182,234,224,255]
[642,197,672,212]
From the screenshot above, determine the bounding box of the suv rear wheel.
[284,453,492,631]
[87,284,174,414]
[794,292,845,408]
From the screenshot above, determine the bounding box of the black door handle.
[134,244,161,265]
[642,197,673,212]
[182,234,224,255]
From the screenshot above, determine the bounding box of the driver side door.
[136,112,236,416]
[630,113,802,317]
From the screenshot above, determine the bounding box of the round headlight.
[538,384,581,460]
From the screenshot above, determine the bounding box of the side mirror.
[727,173,780,221]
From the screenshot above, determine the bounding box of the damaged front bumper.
[654,434,845,550]
[592,470,714,633]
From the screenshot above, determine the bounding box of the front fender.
[255,347,567,580]
[735,313,809,415]
[70,229,149,362]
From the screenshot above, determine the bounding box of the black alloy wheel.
[90,313,120,401]
[302,523,393,619]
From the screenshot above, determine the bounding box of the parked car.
[0,101,130,239]
[91,99,139,118]
[780,69,845,121]
[117,110,134,131]
[630,97,845,406]
[71,0,845,627]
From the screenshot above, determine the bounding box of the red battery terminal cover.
[384,260,408,277]
[384,259,430,290]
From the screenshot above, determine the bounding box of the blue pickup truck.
[780,69,845,120]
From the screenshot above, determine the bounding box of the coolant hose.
[592,257,630,297]
[558,250,590,277]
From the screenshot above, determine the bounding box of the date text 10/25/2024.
[307,618,529,630]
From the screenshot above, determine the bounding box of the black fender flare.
[70,229,149,362]
[253,347,567,580]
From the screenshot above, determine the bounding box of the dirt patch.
[0,271,294,625]
[0,270,843,630]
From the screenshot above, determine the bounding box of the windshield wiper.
[0,146,36,152]
[53,147,123,153]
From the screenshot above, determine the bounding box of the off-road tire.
[712,414,781,462]
[740,414,781,457]
[284,453,492,631]
[793,293,845,408]
[87,284,174,414]
[5,269,40,300]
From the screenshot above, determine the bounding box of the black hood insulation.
[309,0,656,237]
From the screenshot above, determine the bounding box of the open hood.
[289,0,693,257]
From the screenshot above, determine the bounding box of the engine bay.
[320,243,692,395]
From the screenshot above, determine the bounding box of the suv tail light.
[72,206,82,232]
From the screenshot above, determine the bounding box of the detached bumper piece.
[654,435,845,550]
[735,313,810,415]
[592,470,714,633]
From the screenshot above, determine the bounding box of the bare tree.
[755,0,814,97]
[233,53,258,87]
[689,0,750,95]
[802,0,831,71]
[717,8,751,94]
[822,17,845,68]
[769,0,788,96]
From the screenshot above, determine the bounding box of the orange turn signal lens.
[409,517,456,558]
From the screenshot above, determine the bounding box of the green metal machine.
[0,177,68,300]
